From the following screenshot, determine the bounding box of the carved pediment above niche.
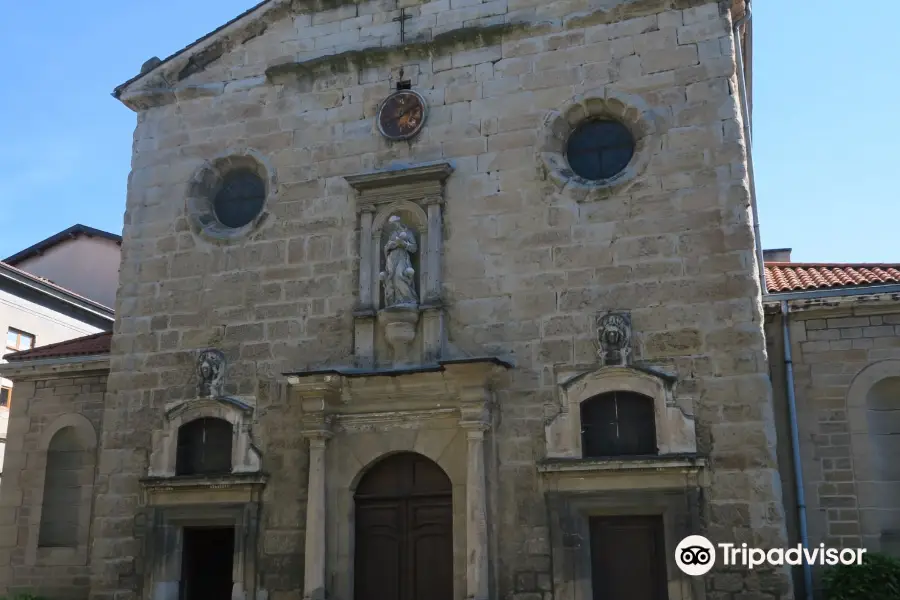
[344,162,454,370]
[545,364,697,460]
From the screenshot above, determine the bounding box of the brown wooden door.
[589,516,667,600]
[355,453,453,600]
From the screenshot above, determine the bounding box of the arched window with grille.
[175,417,233,476]
[580,391,657,458]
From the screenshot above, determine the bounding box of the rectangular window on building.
[0,387,10,408]
[5,328,35,352]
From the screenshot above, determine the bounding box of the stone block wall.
[0,372,106,600]
[767,301,900,592]
[98,0,793,598]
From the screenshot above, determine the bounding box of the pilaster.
[459,385,493,600]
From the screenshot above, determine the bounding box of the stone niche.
[345,162,454,369]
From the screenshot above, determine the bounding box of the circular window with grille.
[565,119,636,182]
[213,169,266,229]
[186,150,275,241]
[538,91,657,201]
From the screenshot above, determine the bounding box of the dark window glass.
[580,391,657,457]
[212,169,266,229]
[176,418,233,476]
[565,120,635,181]
[0,387,9,407]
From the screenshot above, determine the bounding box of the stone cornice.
[763,290,900,318]
[0,354,110,381]
[538,455,709,491]
[139,472,269,506]
[334,408,458,432]
[345,162,454,210]
[116,0,725,112]
[537,455,707,475]
[285,357,509,421]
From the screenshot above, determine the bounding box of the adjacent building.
[763,250,900,596]
[0,225,118,479]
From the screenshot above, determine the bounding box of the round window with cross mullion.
[212,169,266,229]
[565,119,636,181]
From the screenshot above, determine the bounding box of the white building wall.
[0,289,106,470]
[12,237,121,308]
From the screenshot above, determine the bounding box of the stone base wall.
[0,373,107,600]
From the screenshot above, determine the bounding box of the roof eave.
[0,263,115,322]
[112,0,276,104]
[4,224,122,265]
[763,283,900,303]
[0,354,111,381]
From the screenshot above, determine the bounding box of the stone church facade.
[0,1,804,600]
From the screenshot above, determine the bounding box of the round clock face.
[377,90,427,141]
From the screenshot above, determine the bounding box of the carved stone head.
[197,349,226,398]
[596,312,632,367]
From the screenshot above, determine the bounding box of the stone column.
[462,422,490,600]
[303,431,331,600]
[354,208,376,366]
[422,195,445,360]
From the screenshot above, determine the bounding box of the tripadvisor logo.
[675,535,867,576]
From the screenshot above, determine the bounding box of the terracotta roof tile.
[765,263,900,293]
[4,331,112,361]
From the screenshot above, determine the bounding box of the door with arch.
[354,452,453,600]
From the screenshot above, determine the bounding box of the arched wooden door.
[354,452,453,600]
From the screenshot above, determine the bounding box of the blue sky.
[0,2,896,263]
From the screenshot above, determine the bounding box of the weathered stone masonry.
[0,366,107,600]
[18,0,796,599]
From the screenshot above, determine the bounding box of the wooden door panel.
[355,501,403,600]
[408,499,453,600]
[589,516,667,600]
[355,454,454,600]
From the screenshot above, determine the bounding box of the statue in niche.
[379,215,418,307]
[197,349,226,398]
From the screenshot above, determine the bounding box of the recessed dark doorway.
[180,526,235,600]
[354,452,453,600]
[589,515,667,600]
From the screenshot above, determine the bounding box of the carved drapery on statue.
[380,215,418,308]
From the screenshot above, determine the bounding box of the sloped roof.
[0,261,115,318]
[4,224,121,265]
[112,0,276,98]
[3,331,112,361]
[765,263,900,293]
